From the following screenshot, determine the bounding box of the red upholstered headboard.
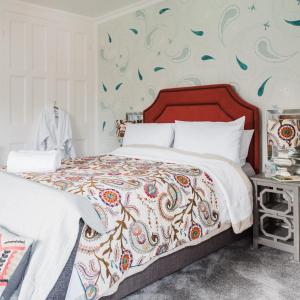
[143,84,260,173]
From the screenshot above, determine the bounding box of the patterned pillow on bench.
[0,226,33,300]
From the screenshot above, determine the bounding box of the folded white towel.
[7,150,61,173]
[273,158,294,167]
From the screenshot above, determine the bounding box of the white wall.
[0,0,97,164]
[96,0,300,165]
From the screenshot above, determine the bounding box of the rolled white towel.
[7,150,61,173]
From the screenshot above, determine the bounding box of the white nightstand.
[251,174,300,261]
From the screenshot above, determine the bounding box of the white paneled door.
[0,4,96,165]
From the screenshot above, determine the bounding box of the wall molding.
[95,0,165,24]
[0,0,94,26]
[0,0,166,25]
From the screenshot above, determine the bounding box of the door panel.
[0,9,95,165]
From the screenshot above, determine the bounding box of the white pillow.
[242,162,256,177]
[174,117,245,164]
[123,123,174,147]
[240,130,254,166]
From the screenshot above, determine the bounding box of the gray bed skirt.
[103,227,249,300]
[46,221,84,300]
[46,223,249,299]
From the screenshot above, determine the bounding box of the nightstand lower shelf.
[255,236,298,260]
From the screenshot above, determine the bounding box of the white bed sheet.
[0,173,105,300]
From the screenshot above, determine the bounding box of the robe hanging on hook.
[53,100,59,110]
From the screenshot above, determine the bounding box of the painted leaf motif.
[159,8,171,14]
[191,29,204,36]
[285,19,300,26]
[154,67,165,72]
[146,27,159,47]
[169,47,191,63]
[129,28,138,35]
[108,33,112,43]
[102,83,108,92]
[257,77,272,97]
[255,37,298,62]
[201,55,215,61]
[138,69,143,81]
[219,5,240,45]
[148,88,156,99]
[115,83,123,91]
[236,56,248,70]
[100,102,108,110]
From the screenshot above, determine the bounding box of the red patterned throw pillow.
[0,227,33,300]
[116,120,136,138]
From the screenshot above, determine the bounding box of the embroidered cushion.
[0,226,33,300]
[268,119,300,150]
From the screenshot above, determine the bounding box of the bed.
[0,84,260,300]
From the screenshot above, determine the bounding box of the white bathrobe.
[35,107,76,159]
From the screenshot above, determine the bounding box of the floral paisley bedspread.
[21,147,252,299]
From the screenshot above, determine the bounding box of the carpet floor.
[126,238,300,300]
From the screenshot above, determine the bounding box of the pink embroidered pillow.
[0,226,33,299]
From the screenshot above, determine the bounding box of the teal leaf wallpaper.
[115,83,123,91]
[236,56,248,70]
[285,19,300,26]
[258,77,272,97]
[98,0,300,155]
[201,55,215,61]
[191,30,204,37]
[129,28,139,35]
[102,83,108,92]
[154,66,165,72]
[138,69,143,81]
[107,33,112,43]
[159,8,171,15]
